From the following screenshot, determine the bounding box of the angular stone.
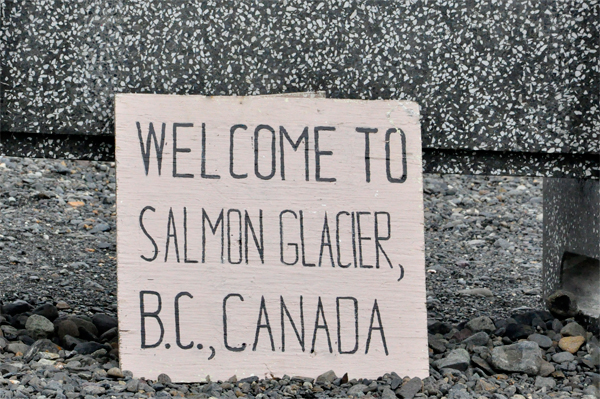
[463,331,489,346]
[457,288,493,297]
[316,370,337,384]
[466,316,496,333]
[560,322,586,339]
[434,348,470,371]
[397,377,422,399]
[348,383,367,395]
[472,355,495,375]
[23,339,60,362]
[82,384,106,395]
[559,335,585,353]
[491,341,542,375]
[381,387,396,399]
[551,351,574,363]
[534,376,556,389]
[474,379,497,392]
[6,342,30,355]
[538,360,555,377]
[528,333,553,349]
[25,314,55,339]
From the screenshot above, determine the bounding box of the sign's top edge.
[114,93,419,106]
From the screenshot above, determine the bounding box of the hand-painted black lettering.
[140,291,164,349]
[318,212,334,267]
[355,128,377,183]
[365,299,389,355]
[254,125,276,180]
[299,210,315,267]
[183,207,198,264]
[165,207,180,263]
[280,210,299,266]
[336,297,359,354]
[202,209,224,263]
[311,297,332,353]
[253,296,275,351]
[201,123,220,179]
[137,122,166,176]
[172,123,194,178]
[356,212,372,268]
[314,126,336,182]
[227,209,242,264]
[374,212,392,269]
[174,292,194,349]
[280,126,309,181]
[230,124,248,179]
[336,211,351,268]
[223,293,246,352]
[385,128,407,183]
[398,264,405,281]
[244,210,264,264]
[280,296,305,352]
[139,206,158,262]
[351,212,358,268]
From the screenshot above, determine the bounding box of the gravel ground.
[0,156,598,399]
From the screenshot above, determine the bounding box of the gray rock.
[434,348,470,371]
[534,376,556,389]
[82,383,106,395]
[457,288,493,297]
[560,322,587,339]
[583,385,599,398]
[447,385,472,399]
[316,370,337,384]
[491,341,542,375]
[466,316,496,333]
[381,387,396,399]
[107,367,124,378]
[397,377,422,399]
[538,360,555,377]
[25,314,55,339]
[126,378,140,392]
[23,339,60,362]
[56,319,79,340]
[463,331,490,346]
[6,342,30,355]
[348,384,368,395]
[528,333,553,349]
[157,373,172,384]
[552,351,574,363]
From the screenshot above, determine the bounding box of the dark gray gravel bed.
[0,156,597,399]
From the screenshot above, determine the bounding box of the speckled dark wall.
[543,178,599,314]
[1,1,599,175]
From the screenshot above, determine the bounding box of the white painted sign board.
[115,94,427,382]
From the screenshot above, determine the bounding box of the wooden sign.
[115,95,427,382]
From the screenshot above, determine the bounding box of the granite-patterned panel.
[1,1,599,156]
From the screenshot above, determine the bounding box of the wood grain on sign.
[115,95,427,382]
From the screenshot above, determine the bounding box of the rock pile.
[0,299,597,398]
